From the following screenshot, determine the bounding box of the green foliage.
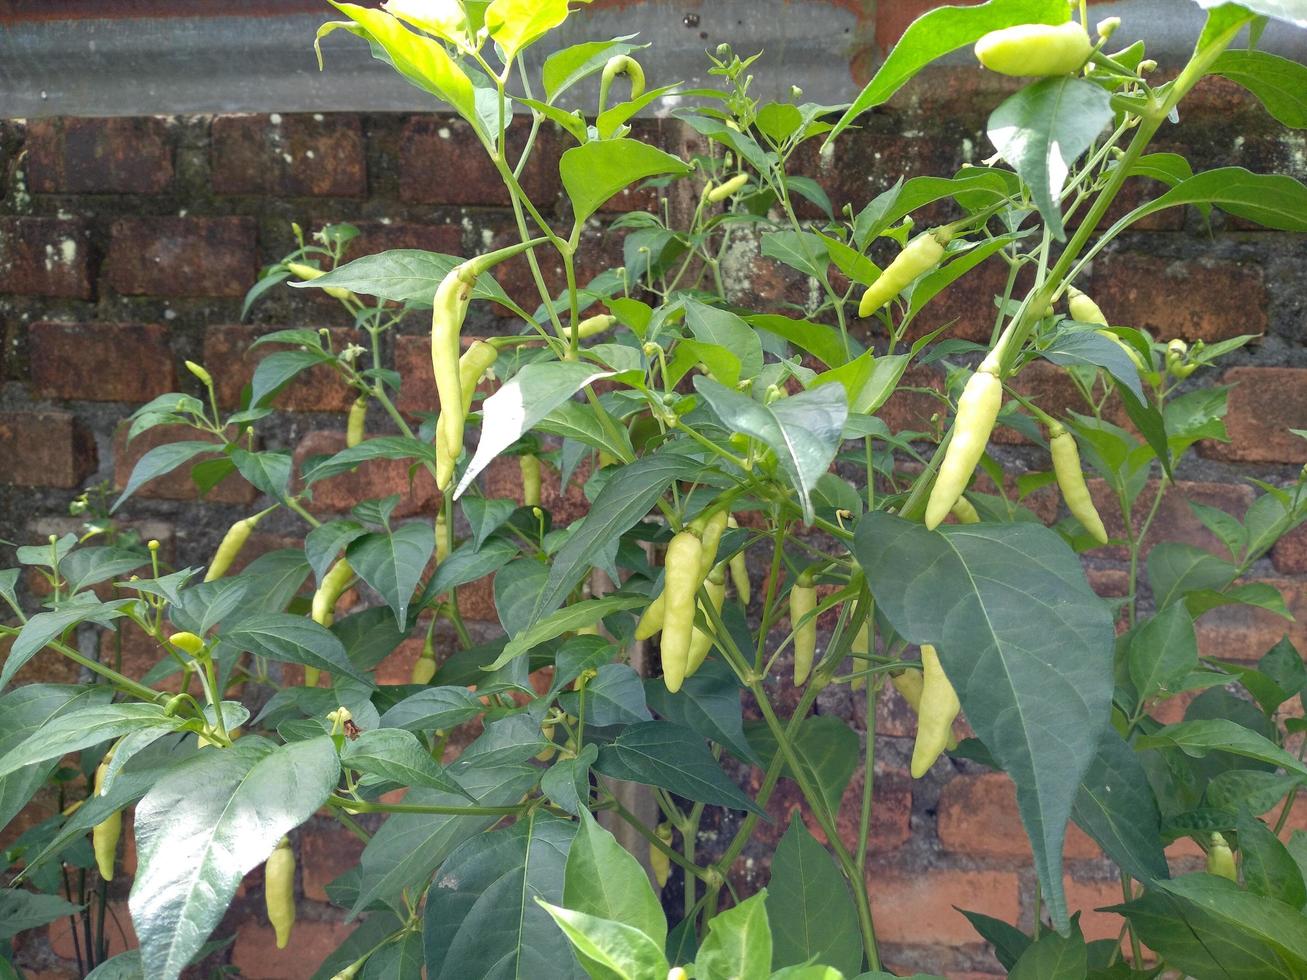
[3,0,1307,978]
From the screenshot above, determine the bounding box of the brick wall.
[3,51,1307,980]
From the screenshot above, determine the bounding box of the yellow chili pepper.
[636,507,728,640]
[169,631,206,656]
[706,173,749,203]
[91,754,121,881]
[457,340,498,415]
[925,356,1002,530]
[1049,423,1108,544]
[790,570,817,686]
[570,313,618,340]
[184,359,213,388]
[411,630,436,684]
[858,228,950,316]
[344,395,368,448]
[974,21,1092,77]
[521,454,542,508]
[725,516,750,605]
[1207,832,1237,881]
[306,558,353,687]
[434,511,450,565]
[651,822,674,888]
[911,644,961,778]
[265,836,296,949]
[951,495,981,524]
[599,54,646,109]
[431,264,475,491]
[205,515,260,582]
[686,565,727,678]
[849,605,870,692]
[660,530,704,693]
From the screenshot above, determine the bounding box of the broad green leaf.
[484,0,569,62]
[987,76,1113,240]
[0,889,81,941]
[301,437,437,485]
[421,538,518,603]
[130,737,340,980]
[249,350,329,409]
[301,249,511,308]
[766,814,863,975]
[1238,808,1307,909]
[529,453,707,627]
[364,932,423,979]
[453,712,551,770]
[1111,873,1307,978]
[538,903,669,980]
[1041,329,1145,402]
[342,729,468,797]
[855,513,1115,932]
[684,298,763,382]
[1212,50,1307,128]
[1072,729,1169,884]
[959,909,1031,970]
[558,664,651,727]
[1126,167,1307,233]
[456,362,613,497]
[112,441,217,511]
[542,742,598,817]
[1146,542,1237,610]
[746,715,859,819]
[564,809,666,948]
[83,951,144,980]
[594,721,764,815]
[378,686,484,732]
[747,314,852,371]
[1,599,134,691]
[1128,601,1198,702]
[0,702,181,779]
[219,614,373,686]
[1135,719,1307,780]
[231,448,292,502]
[1207,770,1302,817]
[559,138,691,224]
[322,4,479,129]
[352,763,539,913]
[489,595,647,670]
[1194,0,1307,29]
[347,523,434,630]
[827,0,1070,141]
[538,401,635,461]
[644,658,760,767]
[696,890,772,980]
[424,811,582,979]
[1009,922,1087,980]
[543,37,643,102]
[694,377,848,524]
[760,229,828,279]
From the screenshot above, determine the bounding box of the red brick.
[113,423,257,506]
[870,868,1021,946]
[0,632,81,686]
[400,115,561,207]
[907,257,1020,345]
[348,220,462,256]
[29,321,176,403]
[293,429,438,516]
[1200,368,1307,464]
[26,117,173,194]
[879,364,945,436]
[456,575,499,623]
[0,217,93,298]
[106,216,256,297]
[1196,577,1306,664]
[0,411,96,488]
[202,325,356,412]
[483,454,591,524]
[232,919,355,980]
[299,824,366,903]
[1273,523,1307,575]
[1089,253,1266,343]
[49,902,136,960]
[394,333,499,417]
[1065,877,1129,944]
[938,772,1101,861]
[211,113,365,197]
[1091,479,1254,562]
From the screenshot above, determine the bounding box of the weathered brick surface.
[1201,368,1307,464]
[113,423,257,505]
[26,117,173,194]
[232,919,355,980]
[938,773,1100,861]
[29,321,176,402]
[293,429,438,516]
[212,113,366,197]
[202,324,356,412]
[106,216,256,297]
[0,217,93,297]
[400,116,561,207]
[869,868,1022,946]
[0,411,97,488]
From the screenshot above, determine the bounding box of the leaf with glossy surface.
[220,614,372,686]
[1212,50,1307,128]
[303,249,509,307]
[424,811,582,980]
[594,721,764,815]
[130,736,340,980]
[766,814,863,975]
[644,658,760,766]
[538,903,669,980]
[378,686,485,732]
[1136,719,1307,780]
[0,702,182,779]
[342,729,468,797]
[696,890,772,980]
[684,298,763,383]
[564,809,665,948]
[1,599,134,691]
[347,523,434,630]
[112,441,218,511]
[489,595,647,670]
[987,77,1113,240]
[1128,166,1307,233]
[1128,601,1198,702]
[560,139,691,224]
[854,513,1115,931]
[542,743,598,817]
[558,663,651,727]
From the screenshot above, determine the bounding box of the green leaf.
[1146,542,1237,610]
[1128,602,1198,702]
[302,437,437,485]
[230,448,292,502]
[760,229,828,279]
[322,4,479,130]
[1008,921,1087,980]
[543,37,643,102]
[594,721,764,815]
[1238,808,1307,909]
[364,932,423,979]
[766,814,863,975]
[1195,0,1306,31]
[342,729,469,797]
[694,377,848,524]
[986,77,1113,240]
[1110,873,1307,978]
[564,809,666,948]
[1212,50,1307,128]
[1,599,134,691]
[130,736,340,980]
[538,902,669,980]
[684,298,763,382]
[1135,719,1307,780]
[827,0,1070,141]
[0,889,81,941]
[83,951,144,980]
[747,314,852,371]
[421,538,518,604]
[746,715,859,819]
[424,811,583,979]
[0,702,182,779]
[347,523,434,630]
[696,891,772,980]
[559,138,691,224]
[855,513,1115,932]
[249,350,326,409]
[1073,729,1170,884]
[484,0,569,62]
[1207,770,1303,817]
[378,686,485,732]
[352,763,539,913]
[302,249,511,307]
[644,658,761,767]
[558,664,651,727]
[489,595,647,670]
[112,441,218,511]
[1126,166,1307,233]
[959,908,1031,970]
[529,454,707,627]
[219,614,373,686]
[1042,329,1145,402]
[456,361,613,497]
[542,742,598,817]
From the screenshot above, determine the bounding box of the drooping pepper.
[1048,422,1108,544]
[651,822,674,888]
[951,495,981,525]
[707,173,749,203]
[1207,832,1237,881]
[265,836,296,949]
[431,264,476,491]
[660,530,704,693]
[521,454,542,508]
[858,228,951,317]
[726,516,750,605]
[457,340,498,415]
[685,564,727,678]
[636,507,729,641]
[925,356,1003,530]
[346,395,367,448]
[91,752,121,881]
[205,515,260,582]
[306,558,353,687]
[911,644,961,778]
[790,570,817,686]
